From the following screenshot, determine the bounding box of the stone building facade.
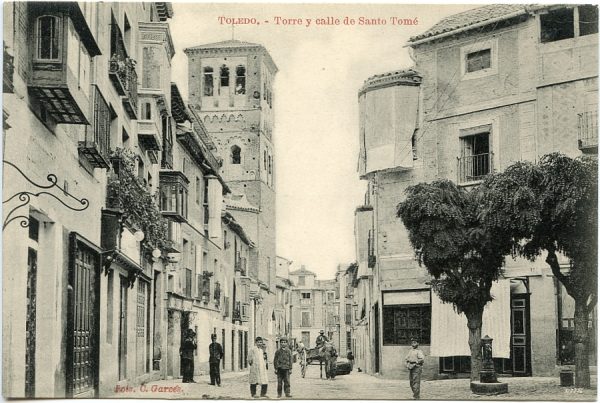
[289,266,339,349]
[184,40,279,359]
[2,2,262,398]
[2,2,175,397]
[355,4,597,379]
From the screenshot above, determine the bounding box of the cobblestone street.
[109,366,597,401]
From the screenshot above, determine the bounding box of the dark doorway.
[222,329,226,370]
[244,331,248,368]
[238,330,243,370]
[374,303,380,373]
[119,276,128,381]
[231,330,235,371]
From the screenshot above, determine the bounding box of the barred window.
[203,67,213,96]
[383,305,431,345]
[137,281,147,337]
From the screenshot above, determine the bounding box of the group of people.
[178,330,295,398]
[179,331,224,385]
[248,336,294,398]
[179,328,425,400]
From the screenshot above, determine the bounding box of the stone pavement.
[108,366,597,400]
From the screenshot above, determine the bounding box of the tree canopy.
[480,153,597,387]
[397,179,514,381]
[397,179,511,316]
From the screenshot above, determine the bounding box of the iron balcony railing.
[108,24,138,119]
[106,156,147,211]
[457,152,493,184]
[79,85,111,169]
[578,110,598,150]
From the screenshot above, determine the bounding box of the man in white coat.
[248,336,269,398]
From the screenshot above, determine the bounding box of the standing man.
[274,337,293,398]
[248,337,269,398]
[209,334,224,386]
[179,329,197,383]
[405,338,425,399]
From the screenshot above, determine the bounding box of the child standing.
[273,337,293,398]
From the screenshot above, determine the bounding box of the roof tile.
[409,4,528,43]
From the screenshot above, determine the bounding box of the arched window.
[268,155,272,175]
[203,67,213,96]
[235,65,246,95]
[231,145,241,165]
[263,150,267,169]
[36,16,60,60]
[220,65,229,90]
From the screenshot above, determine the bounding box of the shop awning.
[430,279,511,358]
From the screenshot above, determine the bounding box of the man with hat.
[315,330,328,348]
[274,337,293,398]
[179,329,197,383]
[405,338,425,399]
[209,334,224,386]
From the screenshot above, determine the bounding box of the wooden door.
[68,239,100,397]
[25,248,37,397]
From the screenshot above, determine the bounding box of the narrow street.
[110,366,596,401]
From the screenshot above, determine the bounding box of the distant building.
[289,266,338,349]
[274,256,294,346]
[355,4,597,379]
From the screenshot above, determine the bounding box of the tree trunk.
[466,310,484,381]
[573,299,591,388]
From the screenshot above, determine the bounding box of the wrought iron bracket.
[2,160,89,230]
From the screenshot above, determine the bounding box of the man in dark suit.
[209,334,224,386]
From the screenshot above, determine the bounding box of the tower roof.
[184,39,278,73]
[185,39,263,50]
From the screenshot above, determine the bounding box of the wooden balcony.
[159,170,189,222]
[138,120,162,151]
[28,3,100,125]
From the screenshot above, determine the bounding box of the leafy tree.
[397,180,513,381]
[480,153,597,387]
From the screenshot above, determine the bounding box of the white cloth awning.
[383,290,430,305]
[430,279,511,358]
[207,177,223,239]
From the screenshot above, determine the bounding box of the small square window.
[466,49,491,73]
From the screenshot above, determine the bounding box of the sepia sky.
[169,3,476,279]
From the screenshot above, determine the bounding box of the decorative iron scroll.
[2,160,90,230]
